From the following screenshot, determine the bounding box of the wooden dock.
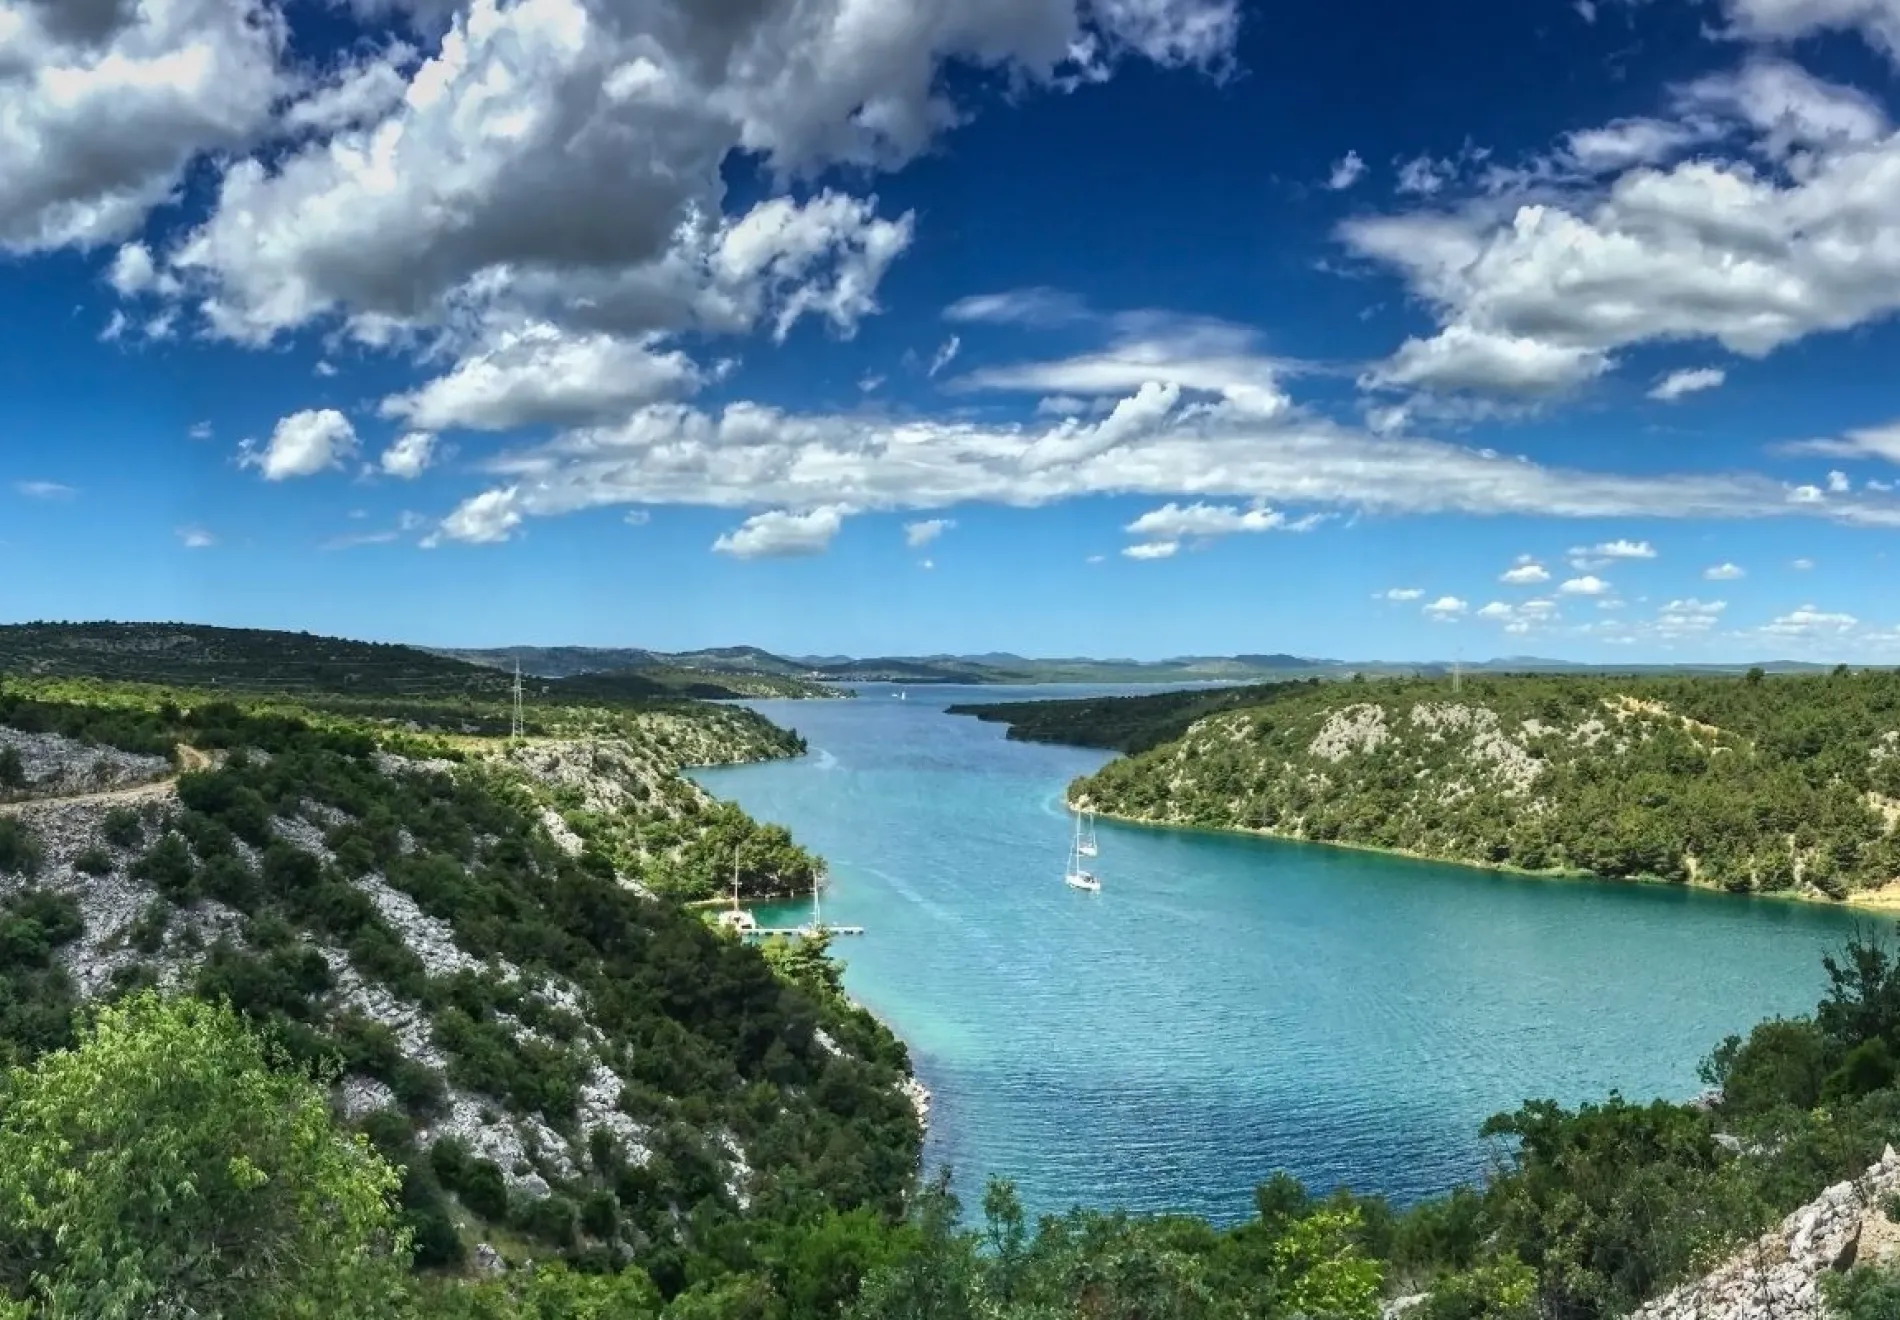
[748,925,866,939]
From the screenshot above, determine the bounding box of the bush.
[0,745,26,790]
[581,1189,619,1239]
[1826,1039,1899,1103]
[458,1158,511,1223]
[513,1194,580,1252]
[1703,1019,1832,1117]
[131,833,197,901]
[1825,1265,1900,1320]
[72,846,113,877]
[1417,1260,1538,1320]
[100,806,144,849]
[0,819,42,878]
[125,900,170,955]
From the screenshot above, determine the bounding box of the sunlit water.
[692,685,1871,1221]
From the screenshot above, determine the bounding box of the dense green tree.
[0,993,411,1318]
[1701,1018,1833,1116]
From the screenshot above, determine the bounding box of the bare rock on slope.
[1629,1145,1900,1320]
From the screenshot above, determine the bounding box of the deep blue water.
[692,684,1871,1222]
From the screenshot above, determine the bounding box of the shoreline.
[1073,797,1900,914]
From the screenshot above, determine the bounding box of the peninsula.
[961,670,1900,901]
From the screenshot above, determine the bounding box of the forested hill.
[1070,670,1900,899]
[0,623,832,702]
[0,622,515,698]
[949,682,1308,753]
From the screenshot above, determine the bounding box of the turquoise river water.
[692,684,1874,1223]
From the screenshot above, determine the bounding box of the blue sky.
[5,0,1900,662]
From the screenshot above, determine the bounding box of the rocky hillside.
[500,711,822,902]
[0,691,916,1277]
[1629,1144,1900,1320]
[1073,673,1900,897]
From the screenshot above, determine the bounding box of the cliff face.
[1074,685,1900,897]
[1631,1146,1900,1320]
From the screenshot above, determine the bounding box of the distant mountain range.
[437,645,1847,688]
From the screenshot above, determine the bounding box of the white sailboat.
[1076,809,1099,858]
[797,876,826,937]
[1064,812,1101,893]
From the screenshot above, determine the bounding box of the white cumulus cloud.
[238,408,358,481]
[1327,151,1367,190]
[1560,575,1613,595]
[1123,501,1321,543]
[380,432,438,480]
[713,507,847,559]
[1649,368,1727,401]
[1763,603,1859,636]
[382,325,703,432]
[1423,595,1469,619]
[905,518,955,548]
[0,0,287,253]
[1501,556,1551,584]
[1705,561,1748,580]
[1340,58,1900,402]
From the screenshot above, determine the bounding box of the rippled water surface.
[692,685,1868,1221]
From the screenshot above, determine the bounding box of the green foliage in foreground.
[0,993,411,1319]
[19,929,1900,1318]
[1073,670,1900,894]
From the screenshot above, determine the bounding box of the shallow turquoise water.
[693,685,1872,1222]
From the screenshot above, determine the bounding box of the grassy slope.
[1029,672,1900,898]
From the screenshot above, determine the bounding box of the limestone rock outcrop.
[1631,1145,1900,1320]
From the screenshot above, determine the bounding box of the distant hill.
[434,645,840,698]
[437,643,1858,690]
[0,621,518,700]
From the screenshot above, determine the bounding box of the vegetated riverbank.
[1071,793,1900,914]
[995,670,1900,903]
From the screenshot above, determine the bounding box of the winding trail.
[0,776,177,816]
[0,744,208,816]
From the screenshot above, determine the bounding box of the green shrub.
[513,1194,580,1252]
[125,900,170,955]
[1825,1266,1900,1320]
[131,833,196,901]
[72,847,113,877]
[580,1190,619,1239]
[458,1158,511,1223]
[0,819,43,878]
[100,806,144,849]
